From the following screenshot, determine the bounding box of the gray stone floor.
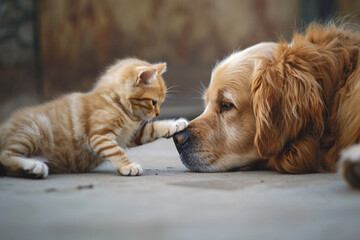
[1,139,360,240]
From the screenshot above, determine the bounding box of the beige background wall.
[1,0,359,121]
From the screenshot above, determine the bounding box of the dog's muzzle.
[173,130,189,151]
[173,130,213,172]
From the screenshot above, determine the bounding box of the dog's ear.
[251,42,325,172]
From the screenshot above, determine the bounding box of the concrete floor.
[1,139,360,240]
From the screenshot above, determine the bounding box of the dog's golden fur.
[174,22,360,188]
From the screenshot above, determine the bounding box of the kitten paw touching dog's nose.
[148,118,188,139]
[167,118,188,138]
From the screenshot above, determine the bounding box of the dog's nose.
[173,130,189,148]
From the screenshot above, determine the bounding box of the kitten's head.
[95,58,167,121]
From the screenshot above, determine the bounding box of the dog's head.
[174,42,278,172]
[174,23,360,173]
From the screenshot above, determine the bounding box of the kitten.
[0,58,187,178]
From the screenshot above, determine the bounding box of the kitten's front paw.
[118,163,143,176]
[166,118,188,138]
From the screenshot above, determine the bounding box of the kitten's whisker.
[166,90,179,94]
[165,93,176,98]
[166,85,179,91]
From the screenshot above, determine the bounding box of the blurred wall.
[38,0,302,118]
[0,0,39,122]
[1,0,359,121]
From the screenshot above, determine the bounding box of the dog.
[173,22,360,188]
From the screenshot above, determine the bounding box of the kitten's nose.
[173,130,189,148]
[155,108,160,117]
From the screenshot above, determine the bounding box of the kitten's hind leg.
[0,153,49,179]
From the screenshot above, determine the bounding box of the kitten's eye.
[220,102,234,113]
[152,99,157,106]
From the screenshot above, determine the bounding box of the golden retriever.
[173,22,360,188]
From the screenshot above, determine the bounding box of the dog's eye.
[152,99,157,106]
[220,102,234,112]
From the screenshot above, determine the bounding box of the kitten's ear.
[136,68,157,85]
[154,63,167,75]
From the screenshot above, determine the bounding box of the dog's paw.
[340,144,360,189]
[118,163,143,176]
[166,118,188,138]
[23,160,49,179]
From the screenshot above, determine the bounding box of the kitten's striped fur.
[0,58,187,178]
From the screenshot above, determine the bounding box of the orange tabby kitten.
[0,58,187,178]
